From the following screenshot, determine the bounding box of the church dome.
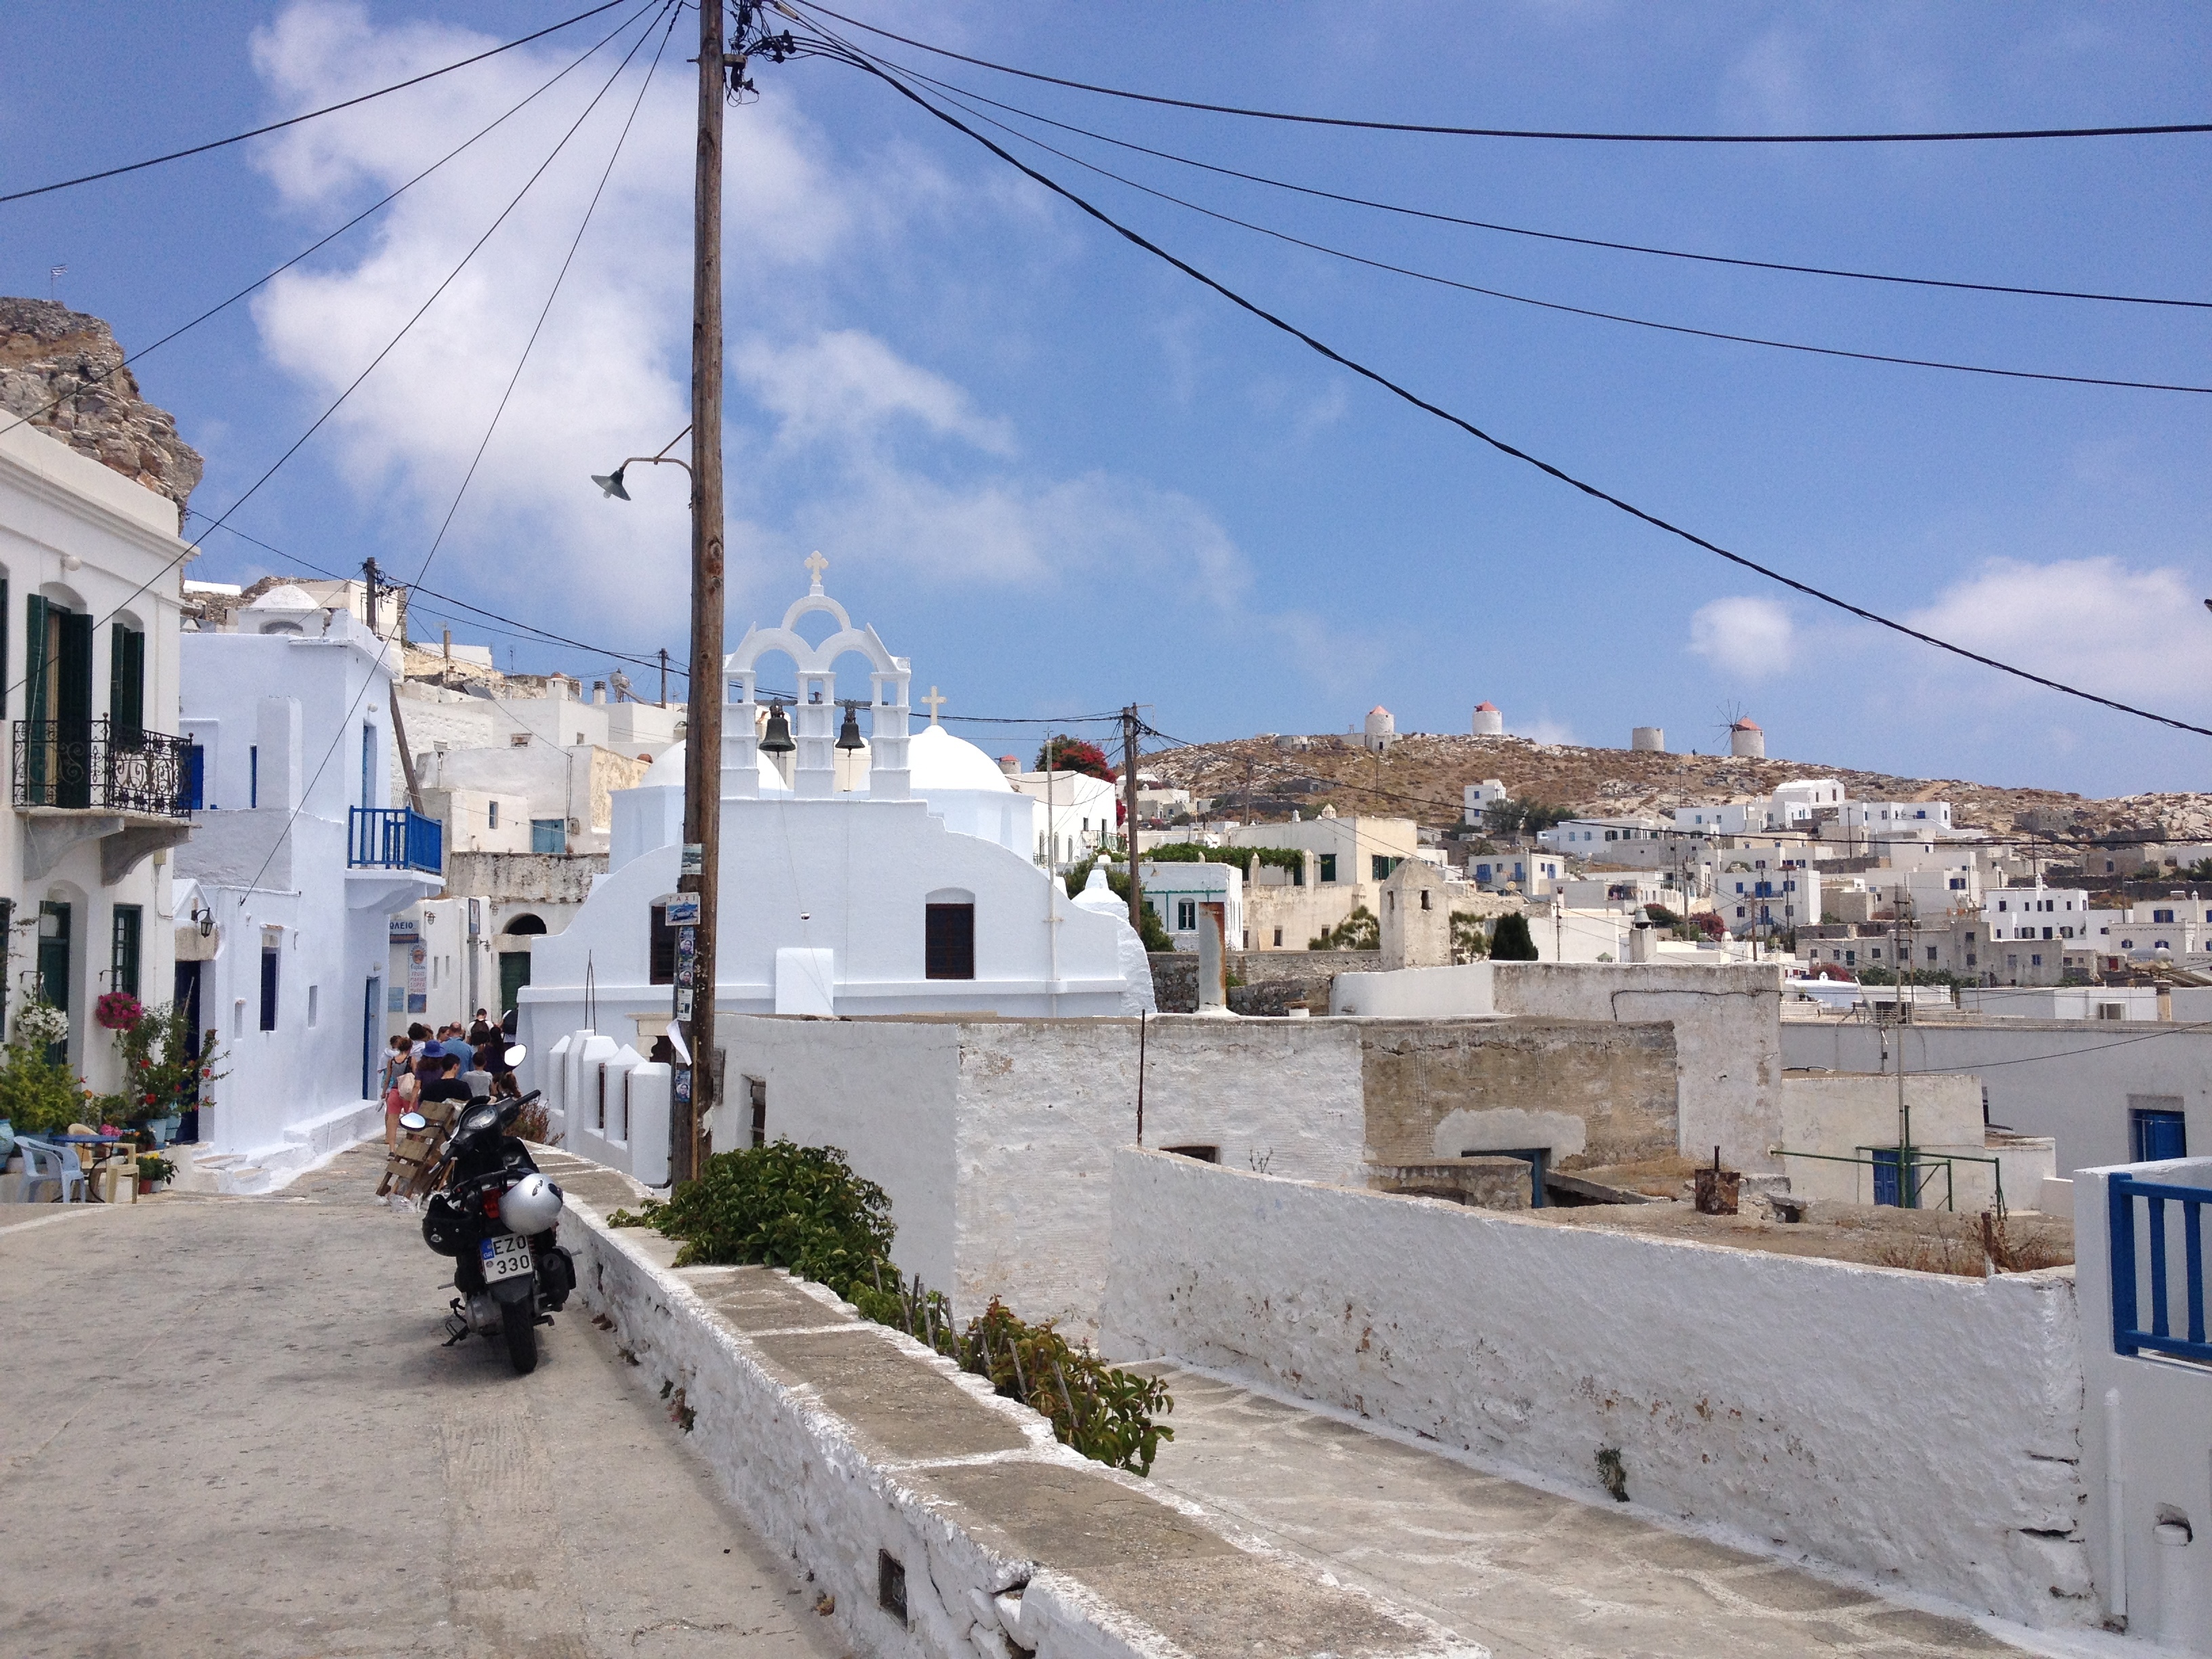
[909,723,1014,793]
[638,739,790,793]
[246,582,318,611]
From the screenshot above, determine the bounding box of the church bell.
[760,703,796,754]
[835,703,866,752]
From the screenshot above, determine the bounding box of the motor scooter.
[401,1046,575,1374]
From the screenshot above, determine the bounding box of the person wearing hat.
[416,1044,472,1109]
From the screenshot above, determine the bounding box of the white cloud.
[1904,557,2212,703]
[1689,595,1795,680]
[735,331,1013,456]
[239,3,1283,651]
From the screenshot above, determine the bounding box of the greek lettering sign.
[663,895,700,926]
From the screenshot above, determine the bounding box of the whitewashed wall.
[1784,1018,2212,1179]
[2071,1156,2212,1651]
[711,1014,1370,1332]
[1101,1151,2095,1630]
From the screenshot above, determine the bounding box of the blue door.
[2131,1109,2188,1163]
[1871,1148,1916,1208]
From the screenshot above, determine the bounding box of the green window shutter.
[23,594,48,727]
[0,577,9,721]
[111,904,142,999]
[110,623,145,743]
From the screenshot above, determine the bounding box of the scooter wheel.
[501,1297,539,1374]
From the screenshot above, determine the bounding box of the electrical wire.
[0,0,663,447]
[2,0,672,709]
[802,33,2212,743]
[786,3,2212,145]
[0,1,634,205]
[875,58,2212,313]
[233,0,683,905]
[909,73,2212,396]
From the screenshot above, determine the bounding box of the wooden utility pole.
[674,0,728,1186]
[1122,705,1143,934]
[659,645,670,708]
[365,558,425,815]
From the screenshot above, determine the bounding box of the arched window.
[502,914,547,936]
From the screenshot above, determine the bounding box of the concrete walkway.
[0,1146,844,1659]
[1138,1363,2032,1659]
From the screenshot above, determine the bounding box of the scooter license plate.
[480,1233,533,1282]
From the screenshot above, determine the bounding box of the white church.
[516,560,1153,1066]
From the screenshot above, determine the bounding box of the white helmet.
[499,1174,565,1235]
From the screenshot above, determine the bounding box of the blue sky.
[3,2,2208,794]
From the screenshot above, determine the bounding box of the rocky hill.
[1145,730,2212,846]
[0,298,203,516]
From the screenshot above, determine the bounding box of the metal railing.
[2109,1172,2211,1364]
[13,718,194,816]
[348,806,443,874]
[1768,1145,2009,1212]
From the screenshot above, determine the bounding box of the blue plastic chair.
[14,1136,87,1204]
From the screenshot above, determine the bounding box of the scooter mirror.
[503,1044,527,1068]
[397,1111,428,1134]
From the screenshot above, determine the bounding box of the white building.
[1713,852,1821,939]
[1470,700,1503,737]
[176,585,442,1173]
[1139,858,1244,953]
[1462,778,1508,823]
[518,563,1148,1054]
[1728,716,1765,758]
[1362,704,1395,753]
[1463,849,1563,895]
[0,413,194,1092]
[1538,815,1670,856]
[1008,765,1120,871]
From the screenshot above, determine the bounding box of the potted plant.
[112,1002,219,1147]
[95,991,144,1031]
[137,1152,177,1195]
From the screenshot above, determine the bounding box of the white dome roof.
[909,723,1014,793]
[246,582,318,611]
[1071,865,1124,915]
[637,740,790,794]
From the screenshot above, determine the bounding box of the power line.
[0,0,661,447]
[0,1,634,205]
[806,35,2212,743]
[787,4,2212,146]
[911,73,2212,396]
[878,60,2212,313]
[234,0,683,905]
[3,0,671,709]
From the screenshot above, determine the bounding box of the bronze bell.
[835,703,866,752]
[760,703,796,754]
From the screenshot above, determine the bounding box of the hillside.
[1143,731,2212,846]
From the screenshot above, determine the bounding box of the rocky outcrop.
[0,297,203,518]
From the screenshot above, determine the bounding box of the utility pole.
[659,646,670,708]
[1122,705,1143,935]
[365,558,425,815]
[674,0,729,1186]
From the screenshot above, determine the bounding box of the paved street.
[0,1147,844,1659]
[1139,1364,2035,1659]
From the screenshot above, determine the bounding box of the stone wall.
[0,298,202,515]
[446,849,605,906]
[1148,947,1380,1014]
[1103,1150,2093,1631]
[1361,1018,1677,1171]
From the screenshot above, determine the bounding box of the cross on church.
[922,686,947,726]
[804,550,828,590]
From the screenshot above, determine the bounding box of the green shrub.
[0,1029,89,1134]
[611,1140,894,1282]
[1490,912,1539,960]
[612,1140,1174,1475]
[1309,903,1379,951]
[1450,912,1490,964]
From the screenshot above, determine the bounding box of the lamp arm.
[619,454,693,477]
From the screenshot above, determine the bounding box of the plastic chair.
[14,1136,88,1204]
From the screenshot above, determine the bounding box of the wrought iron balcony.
[13,718,194,817]
[349,805,443,875]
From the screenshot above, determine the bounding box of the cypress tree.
[1489,911,1539,961]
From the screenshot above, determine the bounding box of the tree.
[1490,912,1539,961]
[1035,737,1115,782]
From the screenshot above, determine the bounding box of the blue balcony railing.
[348,806,443,875]
[2109,1172,2210,1365]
